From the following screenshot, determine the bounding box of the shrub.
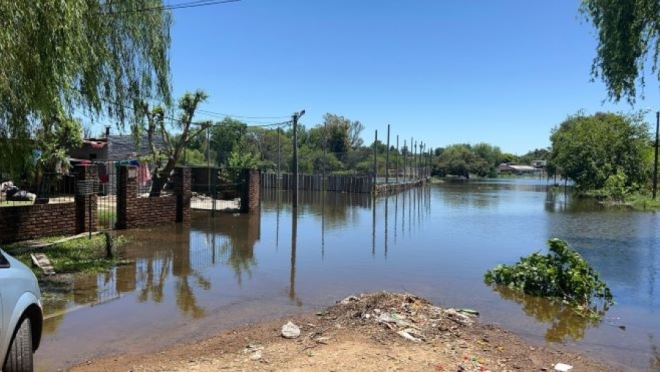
[484,239,614,317]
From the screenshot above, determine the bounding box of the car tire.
[2,317,33,372]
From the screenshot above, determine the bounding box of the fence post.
[75,164,98,234]
[115,166,137,229]
[175,167,191,223]
[241,168,261,213]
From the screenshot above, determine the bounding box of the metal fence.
[97,164,117,230]
[189,166,243,213]
[0,172,79,207]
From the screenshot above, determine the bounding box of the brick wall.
[0,203,77,244]
[116,166,191,230]
[241,169,261,213]
[0,164,99,244]
[0,163,192,243]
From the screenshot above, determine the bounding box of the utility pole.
[414,141,417,180]
[421,142,425,178]
[396,135,399,184]
[654,111,659,199]
[292,110,305,208]
[206,124,211,193]
[403,140,407,182]
[386,124,390,184]
[410,137,413,180]
[373,130,378,189]
[324,119,327,189]
[277,127,281,189]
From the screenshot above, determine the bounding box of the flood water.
[36,179,660,371]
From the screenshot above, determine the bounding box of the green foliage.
[517,148,549,165]
[626,192,660,211]
[580,0,660,104]
[602,168,629,202]
[218,149,259,184]
[34,116,84,175]
[0,1,172,167]
[11,235,130,275]
[97,208,116,228]
[433,143,502,178]
[484,239,614,317]
[548,111,651,191]
[211,118,248,166]
[178,148,208,166]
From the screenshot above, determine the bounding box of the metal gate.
[97,163,118,230]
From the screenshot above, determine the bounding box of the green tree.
[211,118,248,166]
[138,90,210,197]
[500,152,519,164]
[434,143,502,178]
[548,111,651,191]
[318,113,364,149]
[435,144,475,178]
[581,0,660,104]
[32,115,84,192]
[0,1,172,171]
[518,148,549,165]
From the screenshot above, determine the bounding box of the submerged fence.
[262,173,374,193]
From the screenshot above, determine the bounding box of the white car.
[0,249,42,372]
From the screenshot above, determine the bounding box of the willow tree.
[0,1,172,176]
[581,0,660,103]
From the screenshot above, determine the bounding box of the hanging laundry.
[137,163,151,186]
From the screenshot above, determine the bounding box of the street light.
[292,109,305,208]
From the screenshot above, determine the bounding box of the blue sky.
[154,0,660,155]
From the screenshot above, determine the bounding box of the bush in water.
[485,239,614,318]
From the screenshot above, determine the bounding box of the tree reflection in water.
[491,285,604,343]
[137,255,170,303]
[219,239,256,286]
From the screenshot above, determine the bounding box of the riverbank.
[68,292,629,372]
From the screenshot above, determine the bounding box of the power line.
[247,120,292,128]
[101,0,240,15]
[196,109,290,120]
[93,94,292,130]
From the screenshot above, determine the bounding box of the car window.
[0,251,9,268]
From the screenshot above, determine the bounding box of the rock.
[281,321,301,339]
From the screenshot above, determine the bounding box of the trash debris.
[457,308,480,316]
[377,313,416,329]
[313,336,330,344]
[249,350,262,361]
[243,344,263,353]
[397,330,421,342]
[554,362,573,371]
[338,295,359,305]
[281,321,301,339]
[443,308,475,326]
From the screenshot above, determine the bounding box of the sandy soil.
[68,292,631,372]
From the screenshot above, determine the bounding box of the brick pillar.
[116,166,138,229]
[75,164,98,234]
[241,169,261,213]
[174,167,191,223]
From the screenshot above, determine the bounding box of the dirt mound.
[69,292,628,372]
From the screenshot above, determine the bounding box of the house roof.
[106,134,167,161]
